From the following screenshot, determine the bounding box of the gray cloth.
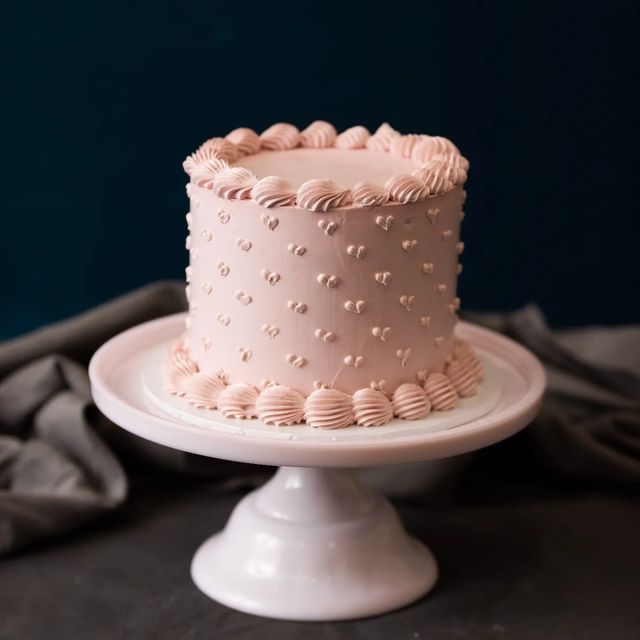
[1,282,639,555]
[464,306,640,486]
[0,282,185,554]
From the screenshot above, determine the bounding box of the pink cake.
[165,121,483,428]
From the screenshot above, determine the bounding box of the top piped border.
[183,122,469,212]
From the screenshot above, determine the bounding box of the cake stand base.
[191,466,436,621]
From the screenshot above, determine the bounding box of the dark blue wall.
[2,1,638,338]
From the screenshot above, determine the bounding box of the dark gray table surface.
[2,472,639,640]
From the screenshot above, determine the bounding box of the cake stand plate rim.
[89,313,546,468]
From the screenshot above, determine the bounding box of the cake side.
[185,185,464,395]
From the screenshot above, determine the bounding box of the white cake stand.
[89,313,545,622]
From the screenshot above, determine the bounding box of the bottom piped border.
[164,339,484,430]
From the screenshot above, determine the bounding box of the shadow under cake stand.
[89,313,545,622]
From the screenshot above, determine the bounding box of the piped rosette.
[389,134,423,159]
[351,182,389,207]
[296,179,352,212]
[183,371,226,409]
[410,135,459,164]
[392,383,431,420]
[352,388,394,427]
[304,389,354,429]
[259,123,300,150]
[163,349,198,396]
[423,373,458,411]
[335,126,370,149]
[300,120,337,148]
[366,122,401,152]
[217,383,259,419]
[213,167,258,200]
[225,127,261,156]
[183,137,238,175]
[384,174,428,204]
[190,158,230,189]
[256,385,306,425]
[251,176,297,208]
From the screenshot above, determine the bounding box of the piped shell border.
[163,339,484,429]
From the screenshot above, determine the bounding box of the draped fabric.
[1,282,638,555]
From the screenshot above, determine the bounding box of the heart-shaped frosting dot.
[426,208,440,224]
[400,295,415,310]
[345,300,366,314]
[402,239,418,253]
[344,355,365,368]
[371,326,391,342]
[347,244,367,259]
[234,290,252,305]
[422,263,434,275]
[318,219,338,235]
[375,215,394,231]
[286,354,307,368]
[314,328,335,343]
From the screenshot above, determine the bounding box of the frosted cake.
[165,121,483,428]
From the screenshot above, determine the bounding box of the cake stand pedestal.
[89,314,545,622]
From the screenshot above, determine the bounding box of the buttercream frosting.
[163,336,483,428]
[183,183,463,395]
[385,174,428,203]
[421,156,468,186]
[410,136,459,164]
[251,176,297,208]
[190,158,230,190]
[389,134,424,159]
[335,126,370,149]
[235,148,416,191]
[423,373,458,411]
[183,371,226,409]
[304,389,354,429]
[300,120,337,148]
[412,167,454,196]
[189,137,238,172]
[352,388,394,427]
[184,139,235,175]
[453,341,484,381]
[163,350,198,396]
[296,179,352,212]
[184,120,467,210]
[445,358,479,397]
[255,385,306,426]
[366,122,401,152]
[351,181,390,207]
[225,127,261,156]
[260,123,300,151]
[392,383,431,420]
[213,167,258,200]
[217,382,259,419]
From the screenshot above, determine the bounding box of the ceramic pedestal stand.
[89,314,545,621]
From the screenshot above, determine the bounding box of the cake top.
[183,121,469,212]
[235,148,417,189]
